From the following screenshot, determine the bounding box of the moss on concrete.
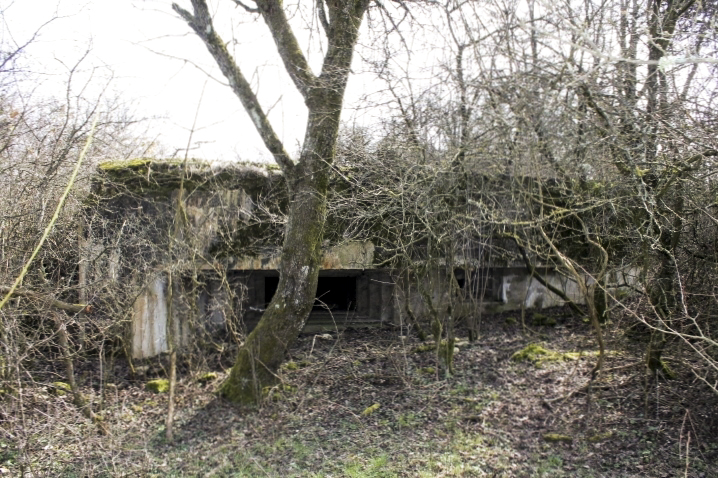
[95,158,284,199]
[98,158,155,171]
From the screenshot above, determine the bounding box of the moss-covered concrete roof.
[94,159,283,197]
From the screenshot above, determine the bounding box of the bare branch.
[0,286,89,314]
[316,0,330,34]
[232,0,260,13]
[509,235,585,317]
[172,1,295,173]
[254,0,317,97]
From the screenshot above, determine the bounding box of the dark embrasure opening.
[264,276,357,311]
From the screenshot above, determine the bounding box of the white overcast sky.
[1,0,404,163]
[3,1,715,164]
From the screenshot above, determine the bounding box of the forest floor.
[5,307,718,477]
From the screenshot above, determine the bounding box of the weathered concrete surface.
[322,241,375,269]
[94,160,639,358]
[131,276,196,359]
[132,278,167,359]
[223,241,375,271]
[131,278,177,359]
[393,266,640,325]
[498,269,583,311]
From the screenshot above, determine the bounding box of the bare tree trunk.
[173,0,369,404]
[54,312,107,434]
[77,220,88,347]
[165,271,177,442]
[221,167,327,402]
[174,0,369,404]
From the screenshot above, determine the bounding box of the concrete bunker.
[90,159,637,359]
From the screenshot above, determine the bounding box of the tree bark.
[220,166,326,402]
[174,0,369,404]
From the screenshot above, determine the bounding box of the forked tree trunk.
[173,0,370,404]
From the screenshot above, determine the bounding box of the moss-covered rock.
[145,379,170,393]
[412,343,435,353]
[50,381,72,396]
[504,316,518,325]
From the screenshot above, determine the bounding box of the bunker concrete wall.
[131,276,191,359]
[97,161,640,359]
[129,242,381,359]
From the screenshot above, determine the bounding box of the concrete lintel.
[201,240,376,271]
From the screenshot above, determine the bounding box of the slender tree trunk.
[165,271,177,442]
[54,312,107,434]
[77,221,88,348]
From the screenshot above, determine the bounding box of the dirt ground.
[4,308,718,477]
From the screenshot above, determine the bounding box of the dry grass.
[3,309,717,477]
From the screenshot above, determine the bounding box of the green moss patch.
[197,372,218,383]
[412,343,436,353]
[587,431,613,443]
[145,379,170,393]
[511,344,575,366]
[651,359,677,379]
[282,361,300,371]
[98,158,154,171]
[543,433,573,443]
[362,403,380,416]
